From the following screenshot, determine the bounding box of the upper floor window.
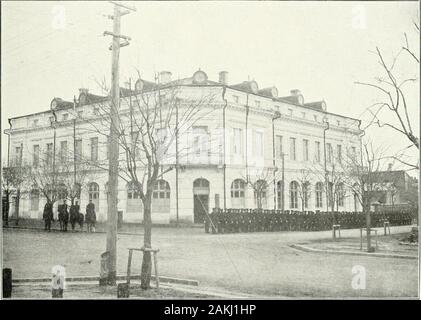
[33,145,40,167]
[60,141,68,162]
[232,128,243,156]
[337,144,342,163]
[46,143,53,166]
[290,137,296,161]
[326,143,332,163]
[62,113,69,121]
[276,135,283,158]
[75,139,82,160]
[255,130,264,157]
[193,126,209,156]
[315,141,321,162]
[303,139,309,161]
[90,137,98,161]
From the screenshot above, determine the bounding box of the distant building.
[366,167,418,211]
[4,69,363,223]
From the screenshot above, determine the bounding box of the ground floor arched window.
[254,180,268,209]
[302,181,310,209]
[127,181,142,214]
[231,179,246,208]
[290,181,298,209]
[152,180,170,214]
[315,182,323,208]
[337,183,345,207]
[88,182,99,211]
[193,178,210,223]
[30,188,39,211]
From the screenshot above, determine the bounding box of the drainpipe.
[272,112,281,210]
[175,98,179,226]
[323,119,330,213]
[245,93,249,183]
[222,86,227,210]
[6,119,12,167]
[52,110,58,204]
[73,96,77,195]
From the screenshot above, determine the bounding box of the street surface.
[2,226,418,298]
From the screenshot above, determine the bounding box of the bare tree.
[356,14,420,169]
[341,140,391,251]
[2,161,30,225]
[79,76,218,289]
[295,169,312,212]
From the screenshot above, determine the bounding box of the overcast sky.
[1,1,419,173]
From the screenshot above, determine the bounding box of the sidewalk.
[3,218,203,235]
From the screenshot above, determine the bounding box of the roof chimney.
[79,88,89,95]
[290,89,301,96]
[159,71,172,85]
[219,71,228,85]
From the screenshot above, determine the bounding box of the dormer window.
[302,112,306,119]
[255,101,261,108]
[49,116,55,124]
[33,119,39,127]
[62,113,69,121]
[233,95,239,104]
[93,107,100,115]
[314,115,318,122]
[337,120,340,127]
[288,109,293,116]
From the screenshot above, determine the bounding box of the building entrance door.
[193,178,210,224]
[194,194,209,223]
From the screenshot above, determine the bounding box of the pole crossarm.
[103,31,132,41]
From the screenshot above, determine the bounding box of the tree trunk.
[15,189,20,225]
[140,195,153,290]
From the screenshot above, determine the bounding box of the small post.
[360,228,363,251]
[126,249,133,285]
[3,268,12,298]
[153,252,159,288]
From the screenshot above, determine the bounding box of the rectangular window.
[290,137,296,161]
[233,95,239,103]
[33,145,39,167]
[62,113,68,121]
[233,128,243,156]
[33,119,39,127]
[75,139,82,160]
[193,126,209,156]
[315,141,321,162]
[255,131,264,157]
[46,143,53,166]
[90,137,98,161]
[337,144,342,163]
[60,141,68,162]
[276,135,283,158]
[326,143,332,163]
[303,139,309,161]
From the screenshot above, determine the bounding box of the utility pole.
[104,1,136,285]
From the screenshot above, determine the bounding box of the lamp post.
[272,112,282,210]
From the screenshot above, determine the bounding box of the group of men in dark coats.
[205,208,415,234]
[43,199,97,232]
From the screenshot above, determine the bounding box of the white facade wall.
[6,83,362,223]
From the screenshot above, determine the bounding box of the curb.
[12,274,199,287]
[290,244,418,260]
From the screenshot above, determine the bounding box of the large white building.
[4,69,363,224]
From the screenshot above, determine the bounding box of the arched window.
[337,183,345,207]
[277,181,283,210]
[30,188,39,211]
[302,181,310,209]
[328,182,334,208]
[315,182,323,208]
[127,181,142,214]
[290,181,298,209]
[153,180,170,199]
[88,182,99,210]
[152,180,170,215]
[254,180,268,209]
[231,179,245,208]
